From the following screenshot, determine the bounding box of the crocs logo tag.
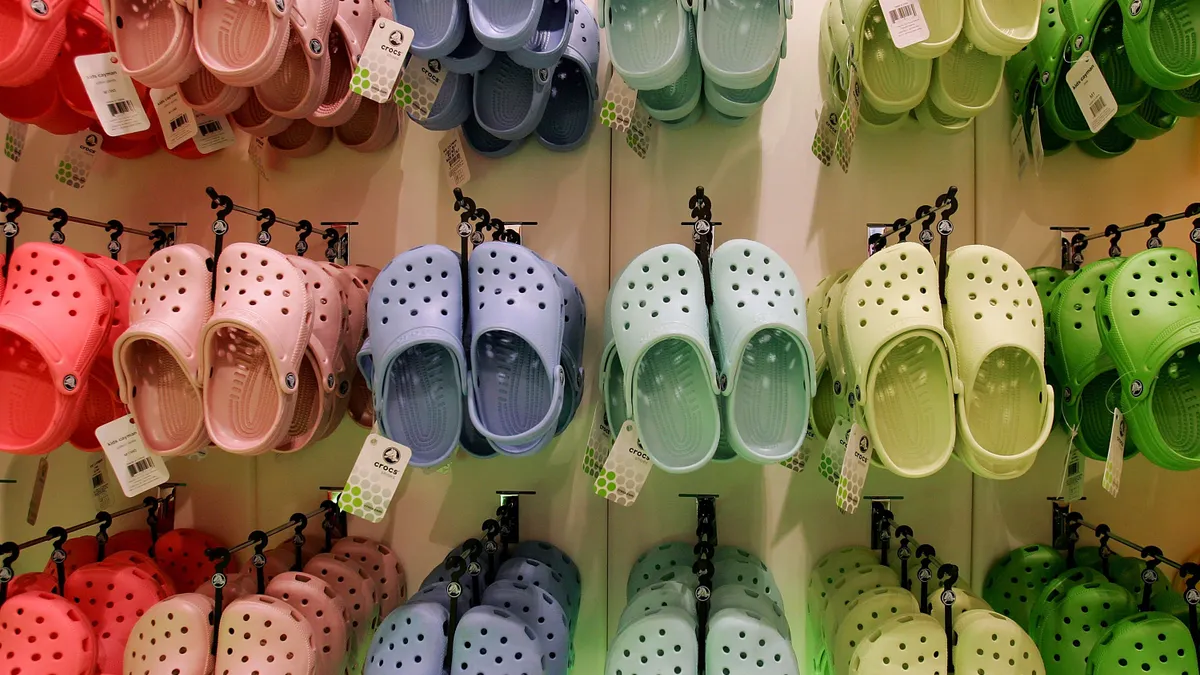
[467,561,481,576]
[0,567,11,583]
[274,0,284,11]
[1142,568,1159,584]
[918,229,933,245]
[29,0,47,14]
[537,68,550,84]
[1063,386,1072,403]
[327,374,335,388]
[108,240,121,255]
[309,38,322,55]
[897,546,911,559]
[50,230,65,244]
[917,568,933,582]
[470,231,485,245]
[211,572,227,589]
[428,59,441,74]
[51,549,67,563]
[1186,588,1200,606]
[285,372,296,389]
[3,222,17,238]
[257,230,272,245]
[212,219,228,235]
[1129,0,1141,15]
[484,540,498,553]
[1074,34,1084,50]
[1130,380,1143,397]
[1147,236,1162,249]
[717,374,727,391]
[936,219,953,236]
[63,374,78,391]
[940,589,956,606]
[1041,71,1051,85]
[457,222,472,237]
[381,33,407,56]
[296,239,308,255]
[251,553,267,568]
[447,581,462,598]
[1190,228,1200,244]
[695,585,711,602]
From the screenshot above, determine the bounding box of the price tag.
[812,100,840,167]
[150,86,197,149]
[582,405,614,478]
[55,130,103,189]
[192,113,236,154]
[88,453,114,511]
[600,72,639,134]
[835,424,871,514]
[1058,427,1084,502]
[1103,408,1125,497]
[338,433,411,522]
[352,19,416,103]
[1030,108,1045,176]
[97,415,170,497]
[834,58,861,173]
[781,423,820,473]
[439,129,471,186]
[878,0,930,49]
[395,56,448,120]
[26,457,48,526]
[5,121,26,162]
[1066,51,1118,133]
[819,416,853,485]
[1011,116,1029,179]
[74,53,150,136]
[595,421,652,506]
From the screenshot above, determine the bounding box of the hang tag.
[150,86,197,149]
[835,424,871,514]
[192,113,236,154]
[878,0,930,49]
[97,415,171,497]
[1030,108,1045,176]
[1058,427,1084,502]
[595,420,652,506]
[834,59,861,173]
[88,453,115,511]
[781,423,820,473]
[339,433,411,522]
[439,129,471,186]
[5,120,26,162]
[395,56,448,119]
[625,104,653,159]
[1066,51,1118,133]
[74,53,150,136]
[1103,408,1125,497]
[248,136,270,179]
[812,100,841,167]
[1010,116,1029,179]
[55,129,103,188]
[600,72,639,134]
[819,416,853,485]
[26,457,48,526]
[583,405,614,479]
[352,19,416,103]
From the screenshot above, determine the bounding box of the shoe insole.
[935,34,1002,110]
[527,0,568,54]
[1078,370,1132,459]
[396,0,462,53]
[476,53,538,135]
[1094,1,1149,108]
[1146,0,1200,74]
[379,343,461,464]
[607,0,687,77]
[633,337,720,471]
[0,332,59,447]
[976,0,1039,35]
[196,0,278,70]
[699,0,781,78]
[812,368,837,437]
[125,341,203,451]
[471,0,538,40]
[730,327,809,458]
[1151,342,1200,460]
[256,34,313,112]
[860,3,926,108]
[866,331,954,472]
[538,60,591,146]
[965,346,1045,458]
[474,330,552,438]
[208,326,282,449]
[280,354,319,448]
[604,354,628,429]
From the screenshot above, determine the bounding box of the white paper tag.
[97,415,171,497]
[878,0,930,49]
[596,420,652,506]
[192,113,236,154]
[5,121,26,162]
[812,100,840,167]
[1103,408,1125,497]
[74,53,150,136]
[150,86,197,149]
[583,405,614,478]
[26,457,48,526]
[353,19,416,103]
[55,129,103,189]
[1030,108,1045,176]
[600,72,639,134]
[248,136,270,179]
[439,129,471,186]
[1067,51,1118,133]
[781,423,820,473]
[1011,116,1029,179]
[819,416,853,485]
[625,104,653,159]
[88,453,115,511]
[338,433,411,522]
[834,58,861,173]
[396,56,448,119]
[1058,427,1084,502]
[836,424,871,514]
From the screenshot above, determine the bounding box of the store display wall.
[2,0,1200,672]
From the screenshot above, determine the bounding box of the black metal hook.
[143,496,161,557]
[47,208,68,244]
[256,208,277,246]
[1094,523,1114,577]
[0,542,18,568]
[895,217,912,243]
[95,511,113,561]
[452,188,477,220]
[3,196,23,221]
[105,220,124,260]
[47,526,69,595]
[248,530,270,593]
[149,228,168,253]
[205,545,233,656]
[689,186,712,220]
[935,187,959,219]
[1069,233,1089,271]
[1105,224,1122,258]
[322,228,340,263]
[1146,213,1166,249]
[691,557,714,578]
[916,544,937,613]
[295,219,313,256]
[205,187,235,220]
[290,512,309,571]
[1139,546,1164,611]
